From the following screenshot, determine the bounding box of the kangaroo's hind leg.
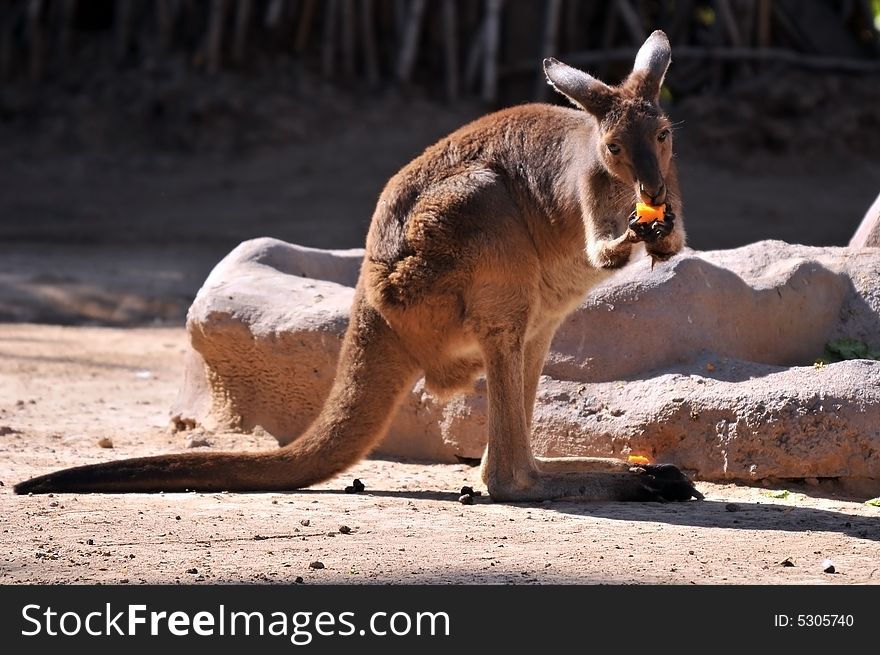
[478,313,700,502]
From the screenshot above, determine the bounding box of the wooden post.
[28,0,43,82]
[714,0,743,46]
[756,0,772,46]
[535,0,562,101]
[233,0,253,66]
[157,0,178,54]
[482,0,503,103]
[58,0,76,59]
[442,0,459,100]
[614,0,645,42]
[264,0,284,28]
[114,0,135,65]
[322,0,339,78]
[396,0,427,83]
[465,13,485,91]
[360,0,380,86]
[207,0,228,74]
[295,0,316,53]
[341,0,356,76]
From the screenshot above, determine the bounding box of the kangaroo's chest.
[536,248,613,321]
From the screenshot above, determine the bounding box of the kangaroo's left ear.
[624,30,671,103]
[543,57,615,119]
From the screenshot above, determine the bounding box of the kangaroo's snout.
[638,180,666,206]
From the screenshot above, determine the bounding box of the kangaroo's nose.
[639,181,666,205]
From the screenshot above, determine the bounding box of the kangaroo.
[15,31,701,502]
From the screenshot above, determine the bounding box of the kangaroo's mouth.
[636,181,667,206]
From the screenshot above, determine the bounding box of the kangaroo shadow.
[278,488,880,542]
[547,497,880,541]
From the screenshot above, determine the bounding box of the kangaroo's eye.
[657,129,670,142]
[606,143,621,155]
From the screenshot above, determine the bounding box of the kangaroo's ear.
[625,30,671,103]
[543,57,614,119]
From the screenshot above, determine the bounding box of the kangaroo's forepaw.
[633,463,703,501]
[628,204,675,243]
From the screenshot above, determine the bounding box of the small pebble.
[779,557,795,567]
[725,503,740,512]
[822,558,836,574]
[294,576,304,584]
[458,494,473,505]
[186,568,198,574]
[339,525,351,534]
[352,479,365,492]
[97,437,113,449]
[86,539,94,545]
[309,561,325,570]
[300,519,310,527]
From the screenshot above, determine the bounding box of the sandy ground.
[2,71,879,586]
[1,323,878,585]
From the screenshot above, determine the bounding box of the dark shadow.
[260,488,879,542]
[546,499,879,541]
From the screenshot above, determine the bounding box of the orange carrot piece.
[635,202,666,223]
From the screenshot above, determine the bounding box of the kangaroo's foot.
[535,456,632,473]
[487,463,703,503]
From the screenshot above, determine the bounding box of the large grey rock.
[172,237,880,493]
[850,192,880,248]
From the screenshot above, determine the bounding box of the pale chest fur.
[532,247,615,328]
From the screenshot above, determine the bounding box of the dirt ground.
[1,66,879,585]
[1,323,878,585]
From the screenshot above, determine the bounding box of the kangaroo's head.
[544,30,674,206]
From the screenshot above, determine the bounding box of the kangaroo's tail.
[14,291,420,494]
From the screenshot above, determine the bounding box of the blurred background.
[1,0,878,325]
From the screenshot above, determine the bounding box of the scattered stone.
[459,486,481,496]
[86,539,94,545]
[780,557,795,567]
[339,525,351,534]
[725,503,740,512]
[186,568,198,574]
[300,519,310,527]
[458,494,474,505]
[0,426,21,436]
[308,561,325,570]
[184,430,212,448]
[294,576,304,584]
[97,437,113,448]
[253,535,268,541]
[822,558,836,574]
[345,479,366,494]
[175,515,181,520]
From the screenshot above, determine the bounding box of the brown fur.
[15,31,700,502]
